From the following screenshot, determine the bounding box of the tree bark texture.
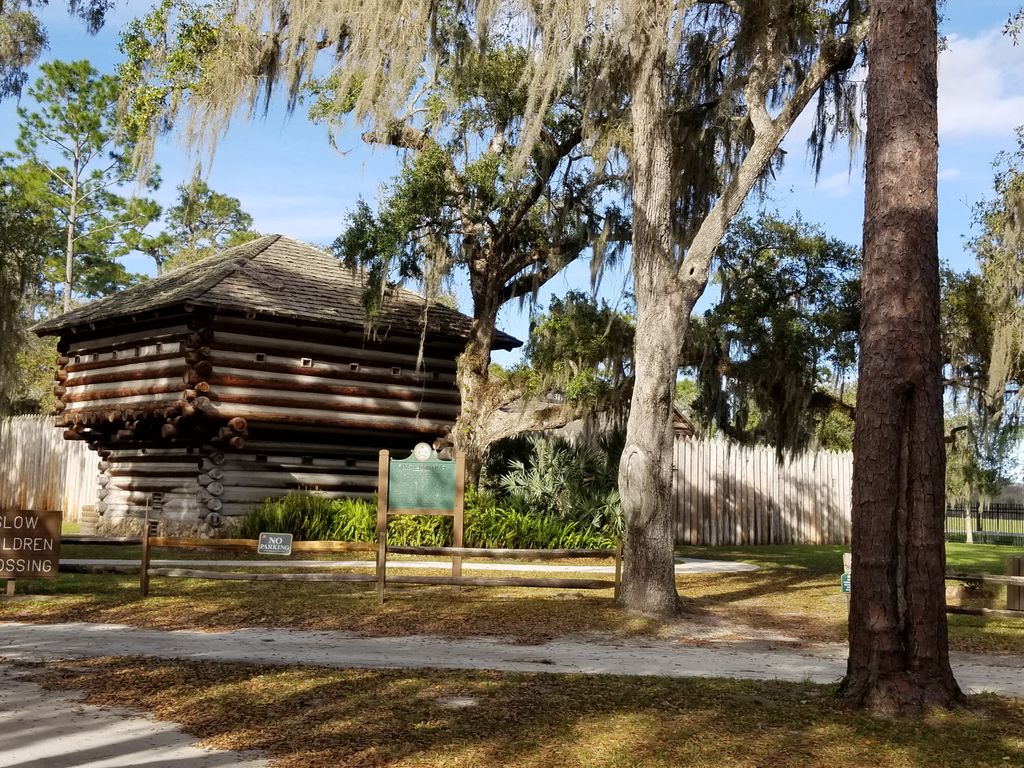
[618,5,683,616]
[842,0,962,711]
[453,287,501,482]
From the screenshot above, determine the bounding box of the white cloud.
[939,30,1024,138]
[819,170,861,197]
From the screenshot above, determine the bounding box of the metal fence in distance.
[945,502,1024,544]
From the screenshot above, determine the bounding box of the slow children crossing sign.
[0,510,62,579]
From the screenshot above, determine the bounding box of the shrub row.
[235,489,618,550]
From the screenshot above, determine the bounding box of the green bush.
[494,433,624,533]
[235,492,341,540]
[234,487,617,549]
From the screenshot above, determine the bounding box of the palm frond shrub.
[497,432,624,532]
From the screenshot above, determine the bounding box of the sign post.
[1,510,62,595]
[377,444,465,604]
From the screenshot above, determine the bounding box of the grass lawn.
[26,656,1024,768]
[1,542,1019,652]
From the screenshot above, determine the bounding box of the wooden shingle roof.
[34,235,521,349]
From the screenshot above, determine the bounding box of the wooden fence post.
[139,508,151,598]
[1009,556,1024,612]
[377,450,389,605]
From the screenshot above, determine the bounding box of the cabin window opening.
[349,363,359,372]
[254,352,266,363]
[134,347,141,357]
[155,342,163,353]
[391,367,401,375]
[301,456,313,466]
[111,349,118,359]
[256,454,268,463]
[74,355,81,364]
[92,354,99,362]
[301,357,313,368]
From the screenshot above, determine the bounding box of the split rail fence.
[0,415,97,521]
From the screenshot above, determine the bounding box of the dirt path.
[1,621,1020,697]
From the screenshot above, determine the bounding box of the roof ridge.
[188,234,282,304]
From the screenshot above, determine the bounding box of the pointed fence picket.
[0,415,98,520]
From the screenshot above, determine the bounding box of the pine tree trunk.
[64,185,77,314]
[841,0,962,712]
[617,6,682,616]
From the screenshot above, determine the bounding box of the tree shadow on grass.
[27,657,1024,768]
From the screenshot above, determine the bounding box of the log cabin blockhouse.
[34,235,520,534]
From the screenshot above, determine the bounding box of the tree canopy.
[687,213,859,453]
[0,1,113,101]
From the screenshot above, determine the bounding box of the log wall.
[50,308,463,533]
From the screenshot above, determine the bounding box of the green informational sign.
[388,448,456,511]
[841,572,851,593]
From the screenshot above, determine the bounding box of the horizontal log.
[206,387,460,420]
[148,537,375,552]
[210,367,461,404]
[106,447,206,460]
[213,470,377,490]
[62,536,142,545]
[61,563,140,575]
[148,568,378,582]
[206,498,222,511]
[213,456,377,472]
[946,605,1024,619]
[66,321,190,349]
[66,360,187,387]
[63,394,184,413]
[211,351,456,388]
[384,575,616,589]
[946,572,1024,586]
[198,401,451,434]
[63,429,87,440]
[216,486,374,504]
[62,378,186,403]
[105,480,200,494]
[66,348,182,373]
[236,440,385,458]
[107,462,203,477]
[385,546,618,559]
[213,314,465,357]
[212,330,458,373]
[161,423,178,439]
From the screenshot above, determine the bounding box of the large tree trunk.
[618,5,682,616]
[453,289,500,482]
[841,0,961,712]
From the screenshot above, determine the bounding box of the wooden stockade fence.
[673,436,853,546]
[0,416,98,521]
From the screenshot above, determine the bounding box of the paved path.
[1,621,1020,697]
[0,664,268,768]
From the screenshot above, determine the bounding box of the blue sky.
[2,2,1022,366]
